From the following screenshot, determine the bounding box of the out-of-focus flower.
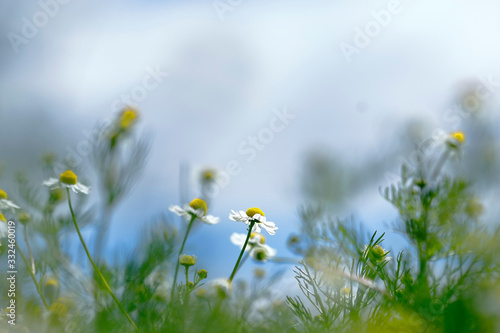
[18,212,31,224]
[169,198,220,225]
[200,168,218,184]
[230,232,277,262]
[446,131,466,149]
[0,189,20,212]
[43,277,60,304]
[119,108,138,130]
[43,170,90,195]
[229,208,278,235]
[254,268,266,279]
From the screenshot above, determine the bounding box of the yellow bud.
[59,170,77,185]
[197,269,208,279]
[189,198,207,216]
[0,189,7,200]
[246,207,264,218]
[179,254,197,267]
[120,108,138,129]
[0,214,6,222]
[19,213,31,224]
[43,278,60,304]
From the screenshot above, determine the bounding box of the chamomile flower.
[0,189,20,212]
[446,131,466,149]
[229,207,278,235]
[43,170,90,195]
[179,254,197,267]
[230,232,277,262]
[169,198,220,225]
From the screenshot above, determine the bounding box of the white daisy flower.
[201,278,232,299]
[43,170,90,195]
[0,189,20,212]
[169,198,220,225]
[446,131,465,149]
[230,232,277,262]
[229,207,278,235]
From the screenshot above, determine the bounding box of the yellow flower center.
[246,207,265,218]
[120,108,138,129]
[189,198,208,216]
[59,170,77,185]
[251,232,265,244]
[451,131,465,144]
[0,189,7,200]
[0,213,6,222]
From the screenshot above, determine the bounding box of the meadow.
[0,109,499,333]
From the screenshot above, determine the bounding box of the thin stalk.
[171,214,196,300]
[229,221,255,282]
[18,246,49,310]
[23,226,35,274]
[66,188,138,332]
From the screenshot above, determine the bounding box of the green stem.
[171,215,196,300]
[18,246,49,310]
[229,221,255,283]
[185,266,190,285]
[66,188,138,332]
[23,226,35,274]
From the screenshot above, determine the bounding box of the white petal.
[230,233,247,247]
[169,205,187,217]
[201,215,220,225]
[261,221,278,235]
[251,223,262,234]
[0,200,20,210]
[74,183,90,195]
[249,244,276,262]
[0,221,7,238]
[229,210,249,222]
[42,178,59,187]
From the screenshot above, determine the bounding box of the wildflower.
[229,207,278,235]
[170,198,220,225]
[0,189,20,212]
[230,232,277,262]
[211,278,232,298]
[18,212,31,224]
[340,286,351,295]
[43,170,90,195]
[197,269,208,280]
[179,254,197,267]
[446,131,466,149]
[119,107,138,130]
[254,268,265,279]
[200,168,217,183]
[367,245,389,263]
[43,277,60,303]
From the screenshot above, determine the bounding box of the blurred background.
[1,0,499,292]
